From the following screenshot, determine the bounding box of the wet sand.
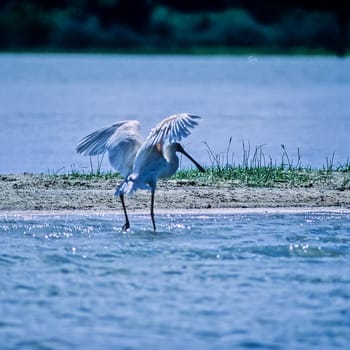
[1,173,349,213]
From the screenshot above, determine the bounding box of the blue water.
[1,212,350,349]
[1,54,350,173]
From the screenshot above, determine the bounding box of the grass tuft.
[49,140,350,188]
[173,140,350,188]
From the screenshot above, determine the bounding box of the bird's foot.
[122,222,130,231]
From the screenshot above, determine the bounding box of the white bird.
[76,113,205,230]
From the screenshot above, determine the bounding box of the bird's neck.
[159,146,179,178]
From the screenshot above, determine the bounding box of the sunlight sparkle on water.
[0,212,349,349]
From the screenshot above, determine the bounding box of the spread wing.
[145,113,201,147]
[76,120,143,177]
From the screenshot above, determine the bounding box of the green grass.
[50,141,350,189]
[173,166,350,188]
[47,161,122,181]
[172,141,350,188]
[174,166,306,186]
[49,164,350,189]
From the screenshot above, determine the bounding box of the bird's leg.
[119,194,130,231]
[150,187,156,231]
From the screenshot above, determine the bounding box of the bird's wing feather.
[76,121,132,156]
[145,113,201,147]
[76,120,143,176]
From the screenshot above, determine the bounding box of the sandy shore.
[1,173,349,213]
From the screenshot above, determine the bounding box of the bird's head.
[174,143,205,173]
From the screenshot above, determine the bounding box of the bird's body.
[76,113,204,230]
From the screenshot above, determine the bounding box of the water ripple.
[1,212,349,350]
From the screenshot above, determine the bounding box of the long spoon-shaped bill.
[177,144,205,173]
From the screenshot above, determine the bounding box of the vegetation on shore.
[173,141,350,188]
[173,165,350,189]
[50,142,350,189]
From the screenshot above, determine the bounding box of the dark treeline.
[0,0,349,55]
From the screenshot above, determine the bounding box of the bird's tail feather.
[115,179,135,197]
[115,174,148,197]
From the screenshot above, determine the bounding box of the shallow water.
[1,212,350,349]
[1,54,350,173]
